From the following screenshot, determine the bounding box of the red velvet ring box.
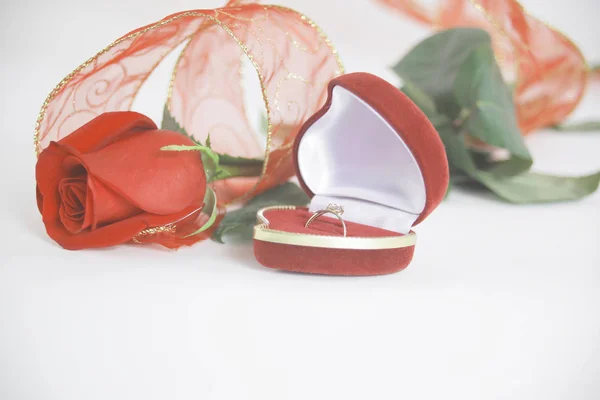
[253,72,449,276]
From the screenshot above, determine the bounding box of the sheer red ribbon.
[35,1,342,247]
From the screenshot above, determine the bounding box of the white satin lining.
[297,86,426,234]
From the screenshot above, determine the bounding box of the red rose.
[36,112,206,250]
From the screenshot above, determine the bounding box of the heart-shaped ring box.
[253,72,449,275]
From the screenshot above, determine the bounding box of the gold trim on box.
[253,206,417,250]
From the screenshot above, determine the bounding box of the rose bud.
[35,112,207,250]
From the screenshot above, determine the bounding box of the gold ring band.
[305,203,347,237]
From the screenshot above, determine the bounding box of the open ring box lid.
[253,72,449,276]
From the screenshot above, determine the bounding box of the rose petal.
[58,177,88,233]
[36,186,43,214]
[59,177,86,216]
[43,202,204,250]
[59,111,157,154]
[60,153,143,229]
[81,130,206,215]
[86,175,141,227]
[36,142,71,210]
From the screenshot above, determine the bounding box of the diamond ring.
[304,203,347,237]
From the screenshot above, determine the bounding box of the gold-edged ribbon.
[35,1,343,247]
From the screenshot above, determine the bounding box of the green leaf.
[401,82,451,127]
[160,144,204,152]
[199,150,223,182]
[393,28,491,117]
[401,82,436,115]
[395,28,532,176]
[453,45,532,174]
[161,105,192,139]
[216,156,264,179]
[394,29,600,203]
[218,154,264,166]
[436,126,478,175]
[212,182,309,243]
[551,121,600,132]
[184,188,219,237]
[475,170,600,203]
[437,126,600,202]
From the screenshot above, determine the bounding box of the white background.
[1,0,600,399]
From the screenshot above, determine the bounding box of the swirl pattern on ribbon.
[35,2,343,247]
